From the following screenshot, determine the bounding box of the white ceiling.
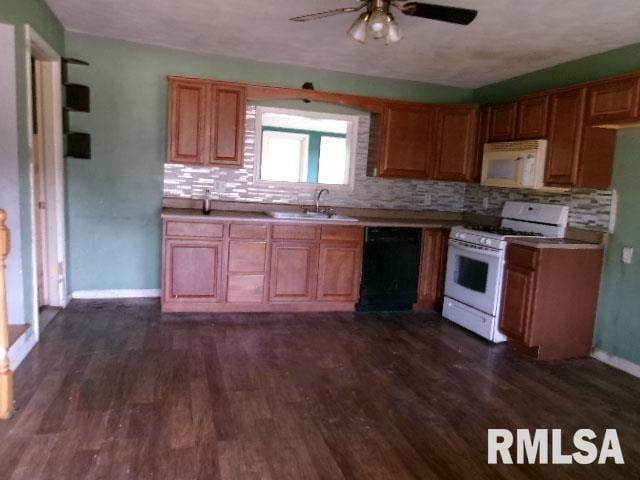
[46,0,640,88]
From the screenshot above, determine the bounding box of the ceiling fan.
[289,0,478,45]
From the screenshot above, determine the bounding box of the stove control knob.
[459,233,466,240]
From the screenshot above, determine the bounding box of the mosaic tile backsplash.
[164,106,615,231]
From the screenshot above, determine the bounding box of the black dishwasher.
[357,227,422,312]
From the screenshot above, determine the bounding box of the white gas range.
[443,201,569,343]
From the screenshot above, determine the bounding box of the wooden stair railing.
[0,209,14,419]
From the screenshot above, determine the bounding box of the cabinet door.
[516,95,549,139]
[269,242,318,302]
[164,239,222,303]
[416,229,448,310]
[544,88,587,187]
[433,106,479,182]
[586,77,640,125]
[378,103,435,178]
[500,264,536,343]
[208,84,246,167]
[168,78,208,164]
[487,102,517,142]
[317,243,362,302]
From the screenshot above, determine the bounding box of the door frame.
[24,26,67,338]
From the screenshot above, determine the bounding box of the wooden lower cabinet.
[317,242,362,302]
[499,243,603,360]
[163,238,223,307]
[414,228,449,311]
[162,218,364,312]
[269,242,318,303]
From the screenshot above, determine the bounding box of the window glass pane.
[318,136,348,185]
[260,131,308,183]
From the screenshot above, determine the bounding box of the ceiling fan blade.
[400,2,478,25]
[289,5,364,22]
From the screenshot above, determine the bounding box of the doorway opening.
[26,27,67,337]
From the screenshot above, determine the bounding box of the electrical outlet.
[623,247,634,264]
[482,196,490,209]
[423,193,432,206]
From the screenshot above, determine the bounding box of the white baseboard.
[592,349,640,379]
[8,327,37,370]
[71,289,161,299]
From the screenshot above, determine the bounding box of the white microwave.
[481,140,547,189]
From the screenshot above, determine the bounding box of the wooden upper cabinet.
[544,88,587,187]
[586,76,640,125]
[168,78,208,164]
[486,102,517,142]
[167,77,246,167]
[433,105,479,182]
[515,95,550,139]
[208,84,246,167]
[378,103,435,178]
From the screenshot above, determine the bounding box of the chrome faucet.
[315,188,330,213]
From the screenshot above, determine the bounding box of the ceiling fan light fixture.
[347,12,369,43]
[367,8,389,38]
[385,16,402,45]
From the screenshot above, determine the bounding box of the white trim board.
[71,289,161,299]
[592,349,640,379]
[8,327,37,371]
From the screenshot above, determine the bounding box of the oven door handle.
[448,240,503,258]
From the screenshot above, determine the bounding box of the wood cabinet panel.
[226,274,264,303]
[473,107,491,183]
[272,225,319,240]
[269,242,317,302]
[168,79,207,164]
[165,220,224,238]
[487,102,517,142]
[209,85,246,166]
[415,229,448,310]
[378,103,435,178]
[544,88,587,187]
[229,223,268,239]
[587,77,640,125]
[320,226,363,242]
[433,105,478,181]
[164,239,222,302]
[317,243,362,302]
[228,241,267,273]
[577,126,616,189]
[516,95,549,139]
[500,264,535,342]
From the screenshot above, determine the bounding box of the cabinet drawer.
[228,241,267,273]
[507,245,539,270]
[165,220,224,238]
[320,226,363,242]
[272,225,319,240]
[226,274,264,303]
[229,223,268,239]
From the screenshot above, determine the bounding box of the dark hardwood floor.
[0,300,638,479]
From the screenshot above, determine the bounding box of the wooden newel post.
[0,209,15,419]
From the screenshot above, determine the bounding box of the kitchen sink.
[266,211,358,222]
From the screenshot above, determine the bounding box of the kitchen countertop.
[507,237,604,250]
[161,208,461,229]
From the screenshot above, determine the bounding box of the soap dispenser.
[202,189,212,215]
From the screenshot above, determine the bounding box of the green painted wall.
[474,42,640,104]
[0,1,64,326]
[64,32,473,291]
[594,129,640,364]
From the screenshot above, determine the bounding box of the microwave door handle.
[449,240,503,258]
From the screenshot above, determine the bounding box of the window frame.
[254,106,359,191]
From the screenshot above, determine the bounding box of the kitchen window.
[254,106,359,188]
